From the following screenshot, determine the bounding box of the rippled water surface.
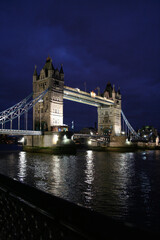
[0,146,160,233]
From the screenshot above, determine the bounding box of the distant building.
[80,127,97,135]
[138,126,158,142]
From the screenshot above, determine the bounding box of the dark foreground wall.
[0,173,158,239]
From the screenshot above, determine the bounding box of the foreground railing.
[0,173,158,239]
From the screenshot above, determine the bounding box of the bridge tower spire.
[33,56,64,131]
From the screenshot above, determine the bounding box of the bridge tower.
[98,82,121,136]
[33,57,64,131]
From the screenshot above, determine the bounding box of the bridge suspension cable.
[0,93,32,117]
[121,110,139,138]
[0,88,48,129]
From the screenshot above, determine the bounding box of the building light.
[88,140,92,145]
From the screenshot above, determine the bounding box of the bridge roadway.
[0,129,41,136]
[64,86,114,107]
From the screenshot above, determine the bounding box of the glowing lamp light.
[126,139,131,145]
[18,137,24,143]
[63,134,69,144]
[88,140,92,145]
[53,134,59,144]
[63,134,67,140]
[90,91,96,98]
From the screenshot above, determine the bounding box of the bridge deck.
[64,86,114,107]
[0,129,42,136]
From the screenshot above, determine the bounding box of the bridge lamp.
[88,140,92,145]
[63,134,69,144]
[18,137,24,143]
[126,139,131,145]
[53,134,59,144]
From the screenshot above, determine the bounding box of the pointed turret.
[104,82,113,98]
[117,87,121,100]
[118,87,121,95]
[59,64,64,80]
[43,56,54,77]
[112,84,116,100]
[55,68,59,77]
[33,65,37,76]
[33,65,38,81]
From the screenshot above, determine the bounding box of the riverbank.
[1,141,160,154]
[84,142,160,152]
[23,145,77,154]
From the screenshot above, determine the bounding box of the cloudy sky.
[0,0,160,131]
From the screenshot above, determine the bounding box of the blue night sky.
[0,0,160,131]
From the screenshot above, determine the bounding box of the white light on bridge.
[90,91,96,98]
[53,134,59,144]
[63,134,70,144]
[18,137,24,143]
[75,88,80,92]
[126,139,131,145]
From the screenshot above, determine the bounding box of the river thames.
[0,146,160,234]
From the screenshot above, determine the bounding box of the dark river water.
[0,145,160,233]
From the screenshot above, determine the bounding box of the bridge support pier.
[23,131,76,154]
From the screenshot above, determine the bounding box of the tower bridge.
[0,56,138,142]
[32,56,122,136]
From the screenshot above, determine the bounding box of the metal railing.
[0,173,158,239]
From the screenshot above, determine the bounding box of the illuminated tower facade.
[98,82,121,136]
[33,57,64,131]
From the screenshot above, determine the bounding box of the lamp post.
[38,99,43,131]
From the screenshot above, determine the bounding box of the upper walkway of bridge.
[64,86,114,107]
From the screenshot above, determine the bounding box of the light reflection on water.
[84,150,95,205]
[0,148,160,232]
[18,151,27,182]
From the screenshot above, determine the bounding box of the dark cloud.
[0,0,160,131]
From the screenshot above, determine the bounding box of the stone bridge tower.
[98,82,121,136]
[33,57,65,131]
